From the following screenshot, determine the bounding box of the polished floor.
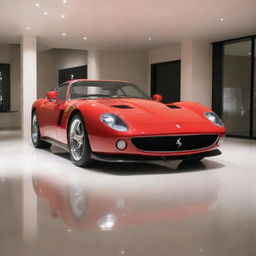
[0,130,255,256]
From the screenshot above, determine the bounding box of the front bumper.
[89,133,224,157]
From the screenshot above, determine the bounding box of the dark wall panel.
[212,43,223,117]
[151,60,181,104]
[59,65,87,84]
[0,64,10,112]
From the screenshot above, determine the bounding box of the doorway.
[151,60,181,103]
[212,36,256,138]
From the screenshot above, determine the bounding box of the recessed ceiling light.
[148,37,152,41]
[83,36,87,40]
[63,0,67,3]
[62,32,66,36]
[35,3,40,7]
[60,14,65,18]
[26,27,30,31]
[220,18,224,22]
[43,11,48,15]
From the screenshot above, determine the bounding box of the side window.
[56,83,68,101]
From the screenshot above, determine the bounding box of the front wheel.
[68,114,93,167]
[31,111,51,148]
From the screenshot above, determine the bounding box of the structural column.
[87,49,100,79]
[21,34,37,137]
[181,40,212,107]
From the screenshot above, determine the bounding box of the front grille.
[131,134,218,152]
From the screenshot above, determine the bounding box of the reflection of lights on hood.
[98,214,117,231]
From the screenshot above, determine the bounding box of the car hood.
[90,98,207,125]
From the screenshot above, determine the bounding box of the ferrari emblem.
[176,138,182,148]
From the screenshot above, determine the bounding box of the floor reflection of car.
[32,167,221,231]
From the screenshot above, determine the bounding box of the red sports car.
[31,79,225,166]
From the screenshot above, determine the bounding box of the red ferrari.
[31,79,225,166]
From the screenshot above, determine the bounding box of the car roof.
[67,79,130,84]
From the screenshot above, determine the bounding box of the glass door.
[222,39,252,137]
[254,38,256,138]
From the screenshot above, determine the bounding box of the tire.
[191,157,204,161]
[185,157,204,162]
[31,111,51,149]
[68,114,93,167]
[67,174,87,221]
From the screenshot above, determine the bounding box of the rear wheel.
[68,114,93,167]
[31,111,51,148]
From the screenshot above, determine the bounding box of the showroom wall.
[37,49,87,98]
[99,50,149,94]
[148,45,181,64]
[148,42,212,107]
[0,44,21,129]
[181,41,212,107]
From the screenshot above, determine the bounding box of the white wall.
[0,44,21,129]
[37,49,58,98]
[100,50,149,94]
[37,49,87,98]
[148,45,181,64]
[88,50,100,79]
[54,49,87,70]
[181,41,212,107]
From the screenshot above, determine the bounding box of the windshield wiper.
[76,94,111,99]
[115,95,147,99]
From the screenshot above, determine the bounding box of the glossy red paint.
[32,79,225,158]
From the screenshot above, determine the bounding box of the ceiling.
[0,0,255,50]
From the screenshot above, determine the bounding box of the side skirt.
[41,137,69,151]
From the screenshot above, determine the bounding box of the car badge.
[176,124,181,128]
[176,138,182,148]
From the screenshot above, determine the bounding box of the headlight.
[100,113,128,132]
[204,112,224,127]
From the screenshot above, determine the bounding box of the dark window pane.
[56,83,68,101]
[222,40,251,136]
[254,38,256,137]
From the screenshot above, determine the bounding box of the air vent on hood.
[167,105,181,109]
[112,105,133,109]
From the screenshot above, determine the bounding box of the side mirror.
[46,91,61,102]
[152,94,163,102]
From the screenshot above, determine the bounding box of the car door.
[41,83,69,140]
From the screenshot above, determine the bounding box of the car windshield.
[69,81,151,100]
